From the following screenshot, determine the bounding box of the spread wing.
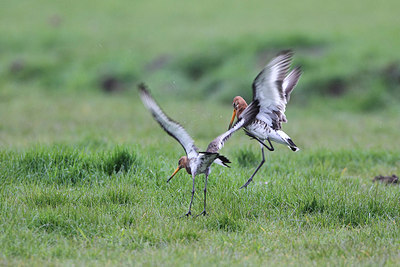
[206,100,259,153]
[138,84,198,158]
[252,50,300,130]
[283,67,302,103]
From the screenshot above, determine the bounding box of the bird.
[138,83,259,216]
[228,50,302,189]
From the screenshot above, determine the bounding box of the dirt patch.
[99,75,124,93]
[382,62,400,85]
[256,35,327,67]
[145,54,171,72]
[373,174,398,185]
[325,78,347,96]
[9,59,25,74]
[175,53,226,81]
[48,14,62,27]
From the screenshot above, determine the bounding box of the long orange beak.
[167,166,181,183]
[228,109,237,130]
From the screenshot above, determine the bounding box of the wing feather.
[283,66,302,103]
[206,100,259,153]
[138,84,198,158]
[252,50,300,129]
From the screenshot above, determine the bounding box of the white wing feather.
[282,67,302,103]
[138,84,198,158]
[252,50,295,129]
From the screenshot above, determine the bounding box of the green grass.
[1,0,400,265]
[1,147,400,265]
[1,93,400,265]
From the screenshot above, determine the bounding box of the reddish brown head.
[228,96,248,129]
[167,156,191,183]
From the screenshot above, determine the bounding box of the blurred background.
[1,0,399,149]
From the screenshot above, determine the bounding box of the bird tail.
[199,151,231,168]
[213,155,231,168]
[270,130,300,152]
[286,138,300,152]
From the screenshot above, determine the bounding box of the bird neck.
[185,166,192,175]
[180,157,192,175]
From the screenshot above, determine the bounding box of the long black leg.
[244,130,274,151]
[257,137,274,151]
[240,147,265,189]
[196,171,209,217]
[184,174,196,217]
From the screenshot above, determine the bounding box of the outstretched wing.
[283,66,302,103]
[138,83,198,158]
[252,50,301,129]
[206,100,259,153]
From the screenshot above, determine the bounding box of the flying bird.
[138,83,259,216]
[228,50,302,189]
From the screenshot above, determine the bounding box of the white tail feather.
[269,130,299,152]
[213,158,229,167]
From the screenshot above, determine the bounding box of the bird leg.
[257,137,274,151]
[196,171,209,217]
[240,147,265,189]
[184,174,196,217]
[244,130,274,151]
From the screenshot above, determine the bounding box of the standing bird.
[138,84,259,216]
[228,50,302,189]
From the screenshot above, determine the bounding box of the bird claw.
[181,211,192,218]
[240,179,253,189]
[195,210,207,217]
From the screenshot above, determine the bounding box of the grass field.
[1,0,400,266]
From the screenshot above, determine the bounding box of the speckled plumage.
[229,50,302,188]
[139,84,259,216]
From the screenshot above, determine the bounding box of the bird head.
[167,156,189,183]
[228,96,248,129]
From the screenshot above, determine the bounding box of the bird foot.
[240,179,253,189]
[195,210,207,217]
[181,211,192,218]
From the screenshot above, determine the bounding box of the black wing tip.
[138,82,155,107]
[277,49,294,57]
[285,66,303,98]
[292,66,303,79]
[137,82,147,90]
[138,82,149,93]
[287,138,299,151]
[292,65,302,74]
[218,154,231,164]
[138,83,195,157]
[199,151,219,155]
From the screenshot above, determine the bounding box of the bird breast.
[247,119,271,140]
